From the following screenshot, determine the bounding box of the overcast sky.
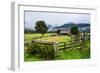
[24,11,90,29]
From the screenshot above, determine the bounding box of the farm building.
[57,29,70,35]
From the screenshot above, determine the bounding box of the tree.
[70,26,79,43]
[35,21,48,35]
[70,26,79,35]
[57,29,61,35]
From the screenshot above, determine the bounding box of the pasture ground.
[24,33,90,61]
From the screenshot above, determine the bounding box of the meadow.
[24,33,90,61]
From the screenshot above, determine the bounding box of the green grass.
[56,49,81,60]
[37,35,71,43]
[24,33,71,43]
[24,33,90,61]
[55,49,90,60]
[24,54,41,61]
[24,48,90,61]
[24,33,54,41]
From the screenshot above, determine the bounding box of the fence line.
[58,39,83,50]
[31,40,59,56]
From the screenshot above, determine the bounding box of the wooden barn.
[57,29,70,35]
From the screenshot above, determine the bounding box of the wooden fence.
[58,42,82,51]
[31,40,59,56]
[25,38,85,53]
[58,38,85,51]
[25,33,87,55]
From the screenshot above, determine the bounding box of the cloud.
[25,11,90,29]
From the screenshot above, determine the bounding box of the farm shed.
[59,29,70,35]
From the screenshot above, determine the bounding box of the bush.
[28,42,55,60]
[70,26,79,35]
[24,41,30,48]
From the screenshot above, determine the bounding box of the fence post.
[53,42,59,56]
[63,43,66,51]
[81,31,86,51]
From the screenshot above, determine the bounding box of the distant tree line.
[24,28,35,34]
[25,20,90,34]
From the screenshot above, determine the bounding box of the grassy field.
[37,35,71,43]
[24,33,90,61]
[25,49,90,61]
[24,33,54,41]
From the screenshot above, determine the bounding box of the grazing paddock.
[24,33,90,61]
[37,35,71,43]
[24,33,55,41]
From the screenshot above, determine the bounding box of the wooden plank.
[31,40,55,45]
[59,46,71,50]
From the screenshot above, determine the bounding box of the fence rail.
[25,36,86,55]
[31,40,59,56]
[58,39,83,50]
[25,38,84,51]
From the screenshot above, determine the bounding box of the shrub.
[28,42,55,60]
[70,26,79,35]
[24,41,30,48]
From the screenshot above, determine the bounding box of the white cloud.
[25,11,90,29]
